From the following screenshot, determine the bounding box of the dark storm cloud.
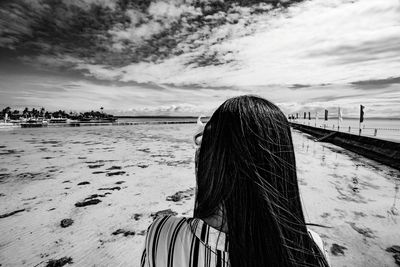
[0,0,303,70]
[0,0,130,64]
[288,84,312,89]
[351,76,400,90]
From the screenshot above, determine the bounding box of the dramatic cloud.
[0,0,286,66]
[0,0,399,117]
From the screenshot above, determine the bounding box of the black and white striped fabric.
[141,216,327,267]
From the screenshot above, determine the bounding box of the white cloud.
[210,0,400,85]
[109,0,203,49]
[87,0,400,86]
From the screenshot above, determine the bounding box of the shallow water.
[0,125,399,266]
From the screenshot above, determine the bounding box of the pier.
[291,122,400,171]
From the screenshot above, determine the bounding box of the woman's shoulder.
[142,215,191,264]
[148,215,189,231]
[145,215,190,243]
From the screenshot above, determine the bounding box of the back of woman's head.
[194,95,328,267]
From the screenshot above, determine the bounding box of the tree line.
[1,107,114,121]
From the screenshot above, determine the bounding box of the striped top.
[141,216,328,267]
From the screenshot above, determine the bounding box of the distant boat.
[0,113,18,128]
[49,118,68,124]
[20,119,48,128]
[77,117,117,123]
[0,122,18,129]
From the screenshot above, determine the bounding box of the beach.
[0,124,399,267]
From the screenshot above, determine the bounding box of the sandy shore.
[0,125,399,266]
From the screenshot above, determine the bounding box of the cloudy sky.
[0,0,399,117]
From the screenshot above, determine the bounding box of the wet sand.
[295,130,400,267]
[0,125,399,266]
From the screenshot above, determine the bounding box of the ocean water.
[119,117,400,142]
[117,117,199,123]
[0,124,399,266]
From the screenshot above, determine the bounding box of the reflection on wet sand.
[294,129,400,267]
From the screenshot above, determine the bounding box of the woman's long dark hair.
[194,95,329,267]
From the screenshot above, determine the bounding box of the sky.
[0,0,399,117]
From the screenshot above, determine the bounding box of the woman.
[141,95,329,267]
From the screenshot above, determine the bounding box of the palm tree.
[22,107,29,118]
[31,108,38,118]
[2,107,11,116]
